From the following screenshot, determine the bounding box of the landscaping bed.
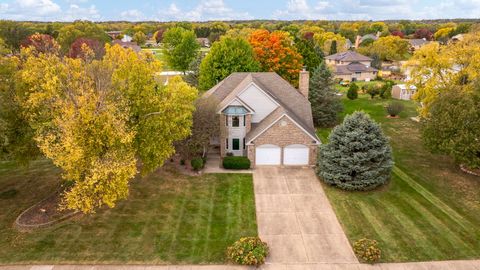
[15,191,77,231]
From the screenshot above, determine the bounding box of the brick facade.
[247,115,318,167]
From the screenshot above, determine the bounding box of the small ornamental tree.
[309,62,343,127]
[68,37,105,60]
[347,83,359,100]
[153,29,165,44]
[317,111,393,191]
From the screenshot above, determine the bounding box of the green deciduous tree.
[309,62,343,127]
[15,44,197,213]
[317,111,393,191]
[422,89,480,169]
[163,27,200,72]
[358,36,409,61]
[133,31,147,46]
[198,37,260,91]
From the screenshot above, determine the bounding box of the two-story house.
[204,71,321,167]
[325,51,378,82]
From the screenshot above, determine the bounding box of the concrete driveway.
[254,167,358,264]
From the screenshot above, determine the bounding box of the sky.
[0,0,479,22]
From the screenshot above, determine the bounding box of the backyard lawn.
[318,90,480,262]
[0,160,256,264]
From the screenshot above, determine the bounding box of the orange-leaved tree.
[248,29,303,86]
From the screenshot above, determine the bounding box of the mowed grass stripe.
[355,199,428,261]
[375,193,445,261]
[392,166,473,230]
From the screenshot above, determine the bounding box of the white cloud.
[17,0,61,15]
[120,9,145,21]
[272,0,480,20]
[0,0,100,21]
[63,4,101,21]
[158,0,252,21]
[272,0,330,20]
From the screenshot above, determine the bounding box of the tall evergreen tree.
[317,111,393,191]
[296,39,324,72]
[329,40,337,55]
[308,62,343,127]
[183,52,205,88]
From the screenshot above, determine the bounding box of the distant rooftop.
[325,51,373,62]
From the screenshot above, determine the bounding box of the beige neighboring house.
[392,84,417,100]
[326,51,378,82]
[408,38,430,52]
[112,40,141,53]
[203,71,321,167]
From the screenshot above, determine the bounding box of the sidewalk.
[2,260,480,270]
[202,153,252,174]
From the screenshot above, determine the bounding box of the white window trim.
[246,114,321,145]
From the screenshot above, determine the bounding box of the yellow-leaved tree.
[16,44,197,213]
[405,33,480,117]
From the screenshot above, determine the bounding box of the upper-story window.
[232,116,240,127]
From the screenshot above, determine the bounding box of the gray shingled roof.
[334,62,378,75]
[325,51,373,62]
[204,72,319,143]
[408,39,429,47]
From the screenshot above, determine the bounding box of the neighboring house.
[203,71,321,167]
[326,51,378,82]
[408,38,429,52]
[106,31,133,42]
[450,34,464,43]
[121,34,133,42]
[392,84,417,100]
[106,31,122,39]
[196,38,210,47]
[112,40,141,53]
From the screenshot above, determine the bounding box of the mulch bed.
[15,191,77,230]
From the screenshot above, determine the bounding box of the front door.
[231,138,242,156]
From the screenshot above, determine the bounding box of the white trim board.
[246,113,321,145]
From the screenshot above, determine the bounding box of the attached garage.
[255,144,281,165]
[283,144,309,165]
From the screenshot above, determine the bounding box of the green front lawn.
[0,160,257,264]
[318,94,480,262]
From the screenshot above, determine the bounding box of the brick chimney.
[298,67,309,98]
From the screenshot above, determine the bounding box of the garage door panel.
[256,144,281,165]
[283,144,309,165]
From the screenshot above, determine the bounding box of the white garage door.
[283,144,309,165]
[256,144,281,165]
